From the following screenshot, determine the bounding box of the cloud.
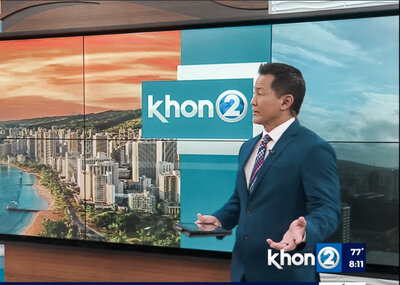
[273,43,345,67]
[0,37,83,63]
[0,32,180,120]
[301,91,399,142]
[0,53,84,102]
[273,22,378,66]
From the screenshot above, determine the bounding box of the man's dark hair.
[258,63,306,115]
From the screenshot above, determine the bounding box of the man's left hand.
[266,216,306,252]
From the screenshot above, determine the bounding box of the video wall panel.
[0,16,398,267]
[272,16,399,266]
[0,37,84,137]
[0,37,85,240]
[272,16,399,143]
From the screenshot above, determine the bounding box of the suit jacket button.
[247,209,251,214]
[244,235,249,240]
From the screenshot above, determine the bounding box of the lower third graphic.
[316,243,366,273]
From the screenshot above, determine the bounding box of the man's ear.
[280,94,294,111]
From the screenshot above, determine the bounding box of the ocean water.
[0,164,49,235]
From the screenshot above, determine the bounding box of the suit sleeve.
[302,141,341,249]
[213,184,240,230]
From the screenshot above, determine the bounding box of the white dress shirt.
[244,117,295,187]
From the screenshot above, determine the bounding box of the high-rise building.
[111,145,126,165]
[26,137,35,158]
[58,129,66,145]
[156,141,178,168]
[93,134,107,157]
[0,142,12,159]
[65,152,80,183]
[14,139,27,155]
[93,173,107,203]
[56,157,64,174]
[77,156,115,199]
[125,141,132,164]
[8,128,18,138]
[81,139,92,157]
[158,171,180,202]
[81,161,119,203]
[44,131,56,166]
[67,131,79,153]
[341,203,351,243]
[105,183,116,205]
[155,161,174,186]
[138,141,156,182]
[131,141,139,181]
[34,129,44,163]
[163,141,178,168]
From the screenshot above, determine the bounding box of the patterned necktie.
[249,134,272,191]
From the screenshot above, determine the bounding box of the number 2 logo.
[317,246,340,269]
[216,90,248,123]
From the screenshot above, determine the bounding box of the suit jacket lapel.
[249,119,301,196]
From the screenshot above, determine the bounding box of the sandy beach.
[0,161,65,236]
[22,182,65,236]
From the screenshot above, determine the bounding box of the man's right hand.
[195,213,221,227]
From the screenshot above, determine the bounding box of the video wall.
[0,15,398,267]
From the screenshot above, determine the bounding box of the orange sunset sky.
[0,31,180,121]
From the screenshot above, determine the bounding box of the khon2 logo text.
[148,90,248,123]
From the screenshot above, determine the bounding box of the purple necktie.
[249,134,272,190]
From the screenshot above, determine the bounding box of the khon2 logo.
[142,79,253,139]
[148,89,247,123]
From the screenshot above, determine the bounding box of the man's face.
[251,74,284,128]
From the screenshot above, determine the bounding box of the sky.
[0,31,180,121]
[272,16,399,143]
[84,31,180,112]
[272,16,399,167]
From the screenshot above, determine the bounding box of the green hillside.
[106,117,142,133]
[0,109,141,132]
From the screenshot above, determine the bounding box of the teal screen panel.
[181,25,271,65]
[180,154,238,252]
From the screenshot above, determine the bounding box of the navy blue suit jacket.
[214,119,340,282]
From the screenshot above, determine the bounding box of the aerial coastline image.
[0,36,84,239]
[0,31,182,247]
[0,162,66,236]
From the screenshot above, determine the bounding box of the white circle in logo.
[215,90,248,123]
[317,246,340,270]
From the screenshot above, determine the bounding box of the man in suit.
[196,63,341,282]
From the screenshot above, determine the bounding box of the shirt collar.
[262,117,295,143]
